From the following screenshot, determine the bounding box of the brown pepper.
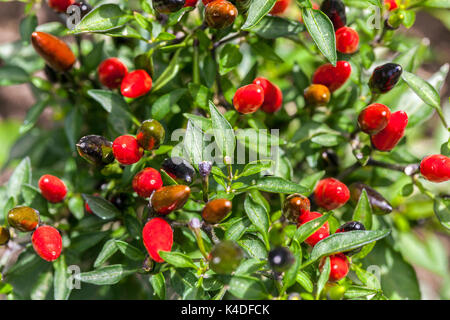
[7,206,40,232]
[202,199,232,224]
[283,194,310,222]
[150,185,191,215]
[31,31,76,72]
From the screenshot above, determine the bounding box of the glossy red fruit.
[98,58,128,89]
[32,225,63,262]
[320,253,349,282]
[185,0,198,6]
[202,0,213,4]
[358,103,391,135]
[120,70,152,98]
[371,111,408,152]
[133,168,163,198]
[252,77,283,113]
[297,211,330,246]
[270,0,290,15]
[312,61,352,92]
[233,84,265,114]
[314,178,350,211]
[48,0,75,12]
[420,154,450,183]
[31,32,76,72]
[38,175,67,203]
[143,217,173,263]
[385,0,398,11]
[335,27,359,54]
[112,135,143,165]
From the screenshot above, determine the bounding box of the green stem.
[435,107,449,130]
[191,226,209,259]
[412,176,435,200]
[193,39,200,85]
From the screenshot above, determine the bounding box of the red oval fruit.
[31,32,76,72]
[48,0,75,12]
[312,61,352,92]
[185,0,198,6]
[270,0,290,15]
[143,217,173,263]
[38,174,67,203]
[420,154,450,183]
[32,225,63,262]
[335,27,359,54]
[371,110,408,152]
[385,0,398,11]
[98,58,128,89]
[120,70,152,98]
[358,103,391,135]
[233,84,265,114]
[253,77,283,113]
[320,253,349,282]
[112,135,143,165]
[297,211,330,246]
[314,178,350,211]
[133,168,163,198]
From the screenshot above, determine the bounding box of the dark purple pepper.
[349,182,393,215]
[268,247,295,272]
[320,0,347,30]
[369,63,403,94]
[161,157,195,184]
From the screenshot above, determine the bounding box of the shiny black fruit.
[268,247,295,272]
[161,157,195,184]
[320,0,347,30]
[369,63,403,94]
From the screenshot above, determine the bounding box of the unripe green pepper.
[7,206,40,232]
[209,240,243,274]
[136,119,165,151]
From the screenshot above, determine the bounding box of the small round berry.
[384,0,398,11]
[304,84,331,106]
[297,211,330,247]
[320,0,347,30]
[112,135,143,165]
[268,247,295,272]
[314,178,350,211]
[48,0,75,12]
[283,193,310,223]
[270,0,290,15]
[205,0,238,29]
[349,182,393,215]
[420,154,450,183]
[369,63,403,94]
[233,84,265,114]
[132,168,163,198]
[76,135,114,165]
[32,225,63,262]
[209,241,243,274]
[0,227,11,245]
[7,206,40,232]
[320,253,350,282]
[38,174,67,203]
[152,0,185,13]
[312,61,352,92]
[202,198,232,223]
[335,27,359,54]
[184,0,198,6]
[120,70,152,98]
[253,77,283,113]
[98,58,128,89]
[150,185,191,215]
[31,32,76,72]
[136,119,165,151]
[161,157,196,185]
[143,217,173,263]
[371,110,408,152]
[358,103,391,135]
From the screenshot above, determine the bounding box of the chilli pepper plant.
[0,0,449,301]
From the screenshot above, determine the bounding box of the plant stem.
[193,38,200,85]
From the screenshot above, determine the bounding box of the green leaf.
[242,0,277,30]
[70,231,109,253]
[219,44,243,75]
[283,242,302,291]
[299,171,325,195]
[238,236,268,259]
[228,276,268,299]
[0,65,29,86]
[82,194,120,220]
[167,7,193,26]
[149,273,166,299]
[249,41,283,63]
[103,25,145,40]
[422,0,450,8]
[19,99,48,135]
[301,8,337,65]
[152,49,182,93]
[188,83,211,110]
[22,184,48,217]
[134,12,152,32]
[64,107,81,152]
[244,194,270,249]
[401,71,441,110]
[353,189,373,230]
[235,258,266,275]
[76,265,138,285]
[115,240,145,261]
[296,271,313,293]
[248,176,309,194]
[158,251,197,269]
[7,157,31,201]
[316,256,330,299]
[250,15,305,39]
[238,160,272,177]
[94,239,119,268]
[293,212,331,243]
[224,217,251,241]
[53,255,71,300]
[209,100,236,159]
[30,271,53,300]
[433,197,450,230]
[20,14,38,44]
[68,195,84,220]
[184,120,205,164]
[344,286,379,299]
[83,40,104,73]
[69,4,132,34]
[151,88,187,120]
[302,229,391,267]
